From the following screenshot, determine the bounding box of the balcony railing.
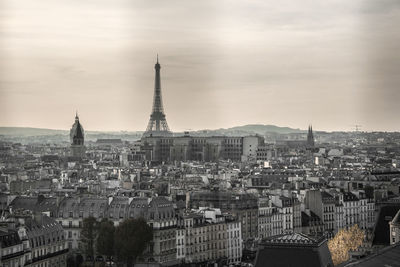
[27,249,69,264]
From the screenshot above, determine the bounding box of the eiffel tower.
[143,55,172,137]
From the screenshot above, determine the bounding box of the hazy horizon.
[1,0,400,132]
[0,123,303,133]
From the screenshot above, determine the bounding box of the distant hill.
[177,124,304,137]
[227,124,303,134]
[0,127,143,136]
[0,127,68,136]
[0,124,302,140]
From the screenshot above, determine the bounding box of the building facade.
[141,135,264,163]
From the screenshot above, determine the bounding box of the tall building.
[176,209,242,265]
[143,56,172,137]
[305,190,336,236]
[70,112,85,157]
[307,125,315,148]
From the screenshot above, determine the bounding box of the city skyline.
[1,0,400,132]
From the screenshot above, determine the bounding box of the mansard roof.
[9,195,58,214]
[58,197,108,218]
[255,233,333,267]
[343,192,359,202]
[264,233,325,247]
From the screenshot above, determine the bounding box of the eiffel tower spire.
[143,56,172,137]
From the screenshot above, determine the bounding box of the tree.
[66,255,76,267]
[96,219,115,266]
[114,218,153,267]
[76,254,84,267]
[328,224,364,266]
[80,217,98,266]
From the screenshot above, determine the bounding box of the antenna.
[351,125,362,132]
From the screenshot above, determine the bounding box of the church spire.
[307,124,315,148]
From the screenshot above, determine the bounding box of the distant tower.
[143,55,172,137]
[70,112,85,157]
[307,125,315,148]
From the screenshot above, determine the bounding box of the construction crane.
[351,125,362,132]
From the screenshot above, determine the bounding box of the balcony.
[1,250,25,261]
[26,249,69,264]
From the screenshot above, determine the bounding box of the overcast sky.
[0,0,399,132]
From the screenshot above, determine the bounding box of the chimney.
[34,213,43,225]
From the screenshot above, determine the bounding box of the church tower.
[143,55,172,137]
[70,112,85,157]
[307,125,315,148]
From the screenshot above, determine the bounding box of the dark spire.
[155,54,160,69]
[307,124,315,148]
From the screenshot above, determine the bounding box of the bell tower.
[70,112,85,157]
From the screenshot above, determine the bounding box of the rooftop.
[263,233,325,247]
[346,243,400,267]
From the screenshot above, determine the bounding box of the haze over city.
[1,0,400,132]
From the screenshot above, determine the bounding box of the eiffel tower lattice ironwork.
[143,55,172,137]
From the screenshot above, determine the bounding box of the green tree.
[96,219,115,265]
[114,218,153,267]
[80,217,98,267]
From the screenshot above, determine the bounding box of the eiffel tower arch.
[142,56,173,137]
